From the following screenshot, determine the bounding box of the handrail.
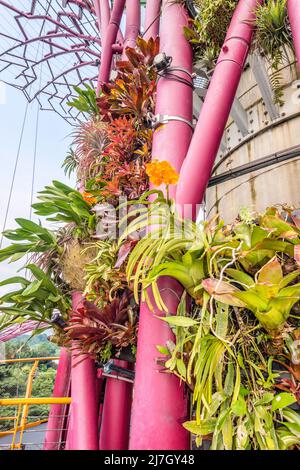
[0,398,72,406]
[0,356,60,364]
[0,357,71,450]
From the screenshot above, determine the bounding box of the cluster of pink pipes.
[44,0,300,451]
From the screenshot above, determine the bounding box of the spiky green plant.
[62,148,79,178]
[0,264,70,333]
[67,83,99,116]
[32,180,96,238]
[253,0,293,105]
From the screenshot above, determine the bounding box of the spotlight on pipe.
[152,52,172,72]
[102,359,135,380]
[51,310,67,329]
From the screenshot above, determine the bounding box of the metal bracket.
[250,52,280,121]
[230,97,249,136]
[149,113,194,130]
[103,359,135,380]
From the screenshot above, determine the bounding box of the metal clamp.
[103,359,135,380]
[149,113,194,130]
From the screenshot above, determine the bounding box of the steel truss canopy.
[0,0,102,124]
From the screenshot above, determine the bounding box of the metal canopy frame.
[0,0,101,124]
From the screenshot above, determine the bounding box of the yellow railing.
[0,357,71,450]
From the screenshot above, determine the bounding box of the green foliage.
[0,218,59,264]
[0,264,70,333]
[82,240,125,305]
[254,0,293,105]
[158,293,300,450]
[203,257,300,338]
[183,0,238,65]
[67,83,99,116]
[32,180,96,238]
[119,190,204,310]
[124,202,300,448]
[62,148,79,178]
[254,0,293,62]
[184,0,293,104]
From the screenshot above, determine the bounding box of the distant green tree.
[0,334,60,431]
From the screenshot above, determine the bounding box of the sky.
[0,83,74,290]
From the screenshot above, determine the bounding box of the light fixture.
[51,310,67,329]
[152,52,172,72]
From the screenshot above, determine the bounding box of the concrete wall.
[206,55,300,222]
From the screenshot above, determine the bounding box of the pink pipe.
[67,292,99,450]
[99,360,133,450]
[97,0,126,90]
[99,0,111,37]
[122,0,141,57]
[176,0,263,219]
[92,0,102,34]
[143,0,161,40]
[130,282,189,450]
[43,348,71,450]
[129,0,192,450]
[95,0,121,46]
[288,0,300,67]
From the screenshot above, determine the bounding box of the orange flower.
[82,191,98,205]
[146,160,179,186]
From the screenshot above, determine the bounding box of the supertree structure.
[0,0,101,124]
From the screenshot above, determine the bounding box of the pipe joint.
[217,37,251,69]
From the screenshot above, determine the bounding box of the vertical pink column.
[129,0,192,450]
[143,0,161,40]
[67,292,99,450]
[92,1,102,35]
[176,0,263,219]
[99,360,133,450]
[122,0,140,55]
[99,0,111,36]
[43,348,71,450]
[288,0,300,67]
[97,0,126,89]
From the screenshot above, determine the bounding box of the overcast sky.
[0,83,73,292]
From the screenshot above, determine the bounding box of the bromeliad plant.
[157,291,300,450]
[66,289,137,361]
[203,257,300,347]
[96,37,159,123]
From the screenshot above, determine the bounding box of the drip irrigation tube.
[208,145,300,187]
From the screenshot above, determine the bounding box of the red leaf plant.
[65,290,138,357]
[96,37,159,122]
